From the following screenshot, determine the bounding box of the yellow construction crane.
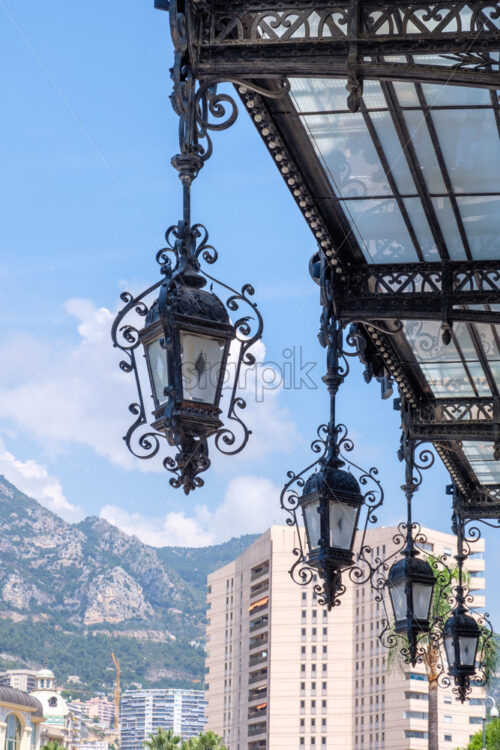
[111,652,120,732]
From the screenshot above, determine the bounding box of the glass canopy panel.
[403,320,493,396]
[290,78,387,113]
[430,198,467,260]
[402,198,440,261]
[421,83,492,107]
[457,196,500,260]
[341,199,419,262]
[392,81,420,108]
[432,109,500,194]
[462,442,500,485]
[401,110,446,193]
[301,113,392,197]
[370,111,417,195]
[418,362,478,396]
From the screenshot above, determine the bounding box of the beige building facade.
[205,525,486,750]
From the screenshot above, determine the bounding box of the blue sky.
[0,1,498,618]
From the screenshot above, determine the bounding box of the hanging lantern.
[299,455,364,606]
[139,254,235,443]
[443,609,480,680]
[387,554,436,634]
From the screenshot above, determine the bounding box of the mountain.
[0,475,258,692]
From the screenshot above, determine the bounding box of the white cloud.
[101,474,284,547]
[0,296,297,473]
[0,438,83,522]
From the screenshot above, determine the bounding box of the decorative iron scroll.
[345,260,500,303]
[416,399,495,425]
[202,3,500,45]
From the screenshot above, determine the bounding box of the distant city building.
[0,669,37,693]
[205,525,486,750]
[86,696,115,727]
[0,685,43,750]
[80,741,109,750]
[31,667,81,750]
[120,689,207,750]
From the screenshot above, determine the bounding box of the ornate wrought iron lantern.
[139,240,235,445]
[387,553,436,636]
[441,507,493,703]
[300,453,364,574]
[443,607,480,682]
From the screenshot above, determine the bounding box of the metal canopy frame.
[194,0,500,89]
[171,0,500,519]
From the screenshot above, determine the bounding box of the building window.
[444,696,452,704]
[444,736,452,742]
[5,715,21,750]
[444,715,452,723]
[470,717,483,724]
[302,592,307,601]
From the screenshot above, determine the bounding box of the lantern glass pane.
[444,634,455,667]
[390,582,407,622]
[180,332,226,405]
[413,582,434,621]
[146,337,169,405]
[459,636,478,667]
[303,501,321,551]
[328,501,357,550]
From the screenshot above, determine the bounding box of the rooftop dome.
[36,668,55,679]
[0,687,43,718]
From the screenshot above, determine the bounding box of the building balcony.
[249,616,268,633]
[249,668,268,685]
[249,651,268,668]
[248,703,267,720]
[250,561,269,582]
[247,721,267,738]
[248,597,269,617]
[249,633,268,651]
[250,579,269,599]
[248,686,267,704]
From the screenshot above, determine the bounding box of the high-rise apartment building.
[0,669,37,692]
[120,689,207,750]
[205,525,486,750]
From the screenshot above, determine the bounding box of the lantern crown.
[146,282,231,330]
[443,609,480,641]
[387,553,435,586]
[302,458,363,502]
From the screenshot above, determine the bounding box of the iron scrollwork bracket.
[166,0,291,171]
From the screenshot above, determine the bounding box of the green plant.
[463,716,500,749]
[143,728,181,750]
[41,742,66,750]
